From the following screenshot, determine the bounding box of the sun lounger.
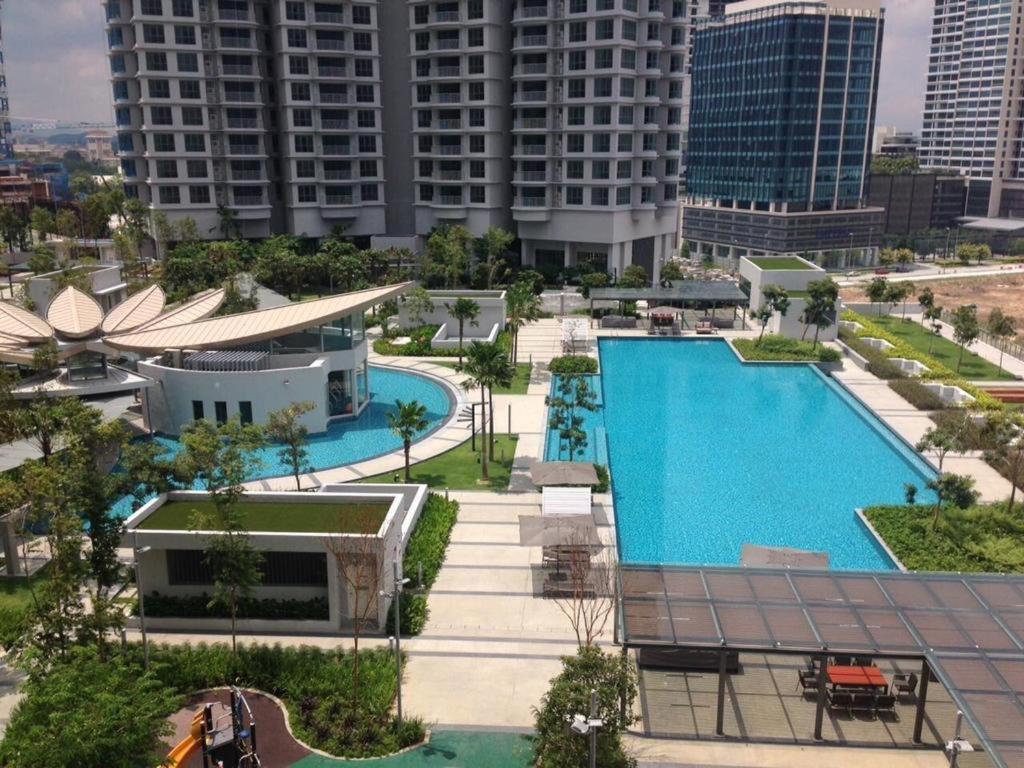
[696,320,715,335]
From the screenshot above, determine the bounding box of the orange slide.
[166,712,204,767]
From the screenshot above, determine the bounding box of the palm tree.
[506,281,542,364]
[446,297,480,368]
[387,400,429,482]
[462,341,514,468]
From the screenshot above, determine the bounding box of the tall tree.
[401,286,435,327]
[424,224,472,288]
[985,411,1024,513]
[506,280,542,364]
[926,473,978,529]
[751,284,790,343]
[446,297,480,368]
[924,304,944,354]
[987,307,1017,376]
[884,281,914,320]
[799,278,839,347]
[30,208,55,242]
[462,341,514,461]
[865,276,888,315]
[388,400,429,482]
[950,304,980,372]
[266,401,316,491]
[478,226,514,289]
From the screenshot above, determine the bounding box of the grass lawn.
[870,315,1017,381]
[748,256,815,270]
[865,504,1024,572]
[0,569,46,612]
[139,500,390,533]
[436,362,533,394]
[362,435,519,490]
[732,336,840,363]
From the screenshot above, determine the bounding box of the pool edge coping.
[854,508,909,573]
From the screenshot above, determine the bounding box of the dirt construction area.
[842,274,1024,341]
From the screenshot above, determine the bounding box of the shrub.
[374,327,511,358]
[593,464,610,493]
[733,336,840,363]
[389,493,458,635]
[838,330,906,379]
[888,379,947,411]
[139,593,329,621]
[548,356,599,375]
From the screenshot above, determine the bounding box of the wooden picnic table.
[827,665,888,690]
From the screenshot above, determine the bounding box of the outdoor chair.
[797,669,819,696]
[892,672,918,700]
[832,654,853,666]
[874,693,898,719]
[826,689,854,715]
[853,655,875,667]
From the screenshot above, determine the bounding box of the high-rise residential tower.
[681,0,885,266]
[0,0,13,160]
[104,0,704,278]
[919,0,1024,218]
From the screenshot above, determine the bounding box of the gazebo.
[589,282,749,329]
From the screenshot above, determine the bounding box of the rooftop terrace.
[138,499,390,534]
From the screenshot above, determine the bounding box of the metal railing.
[939,309,1024,364]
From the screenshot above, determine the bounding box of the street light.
[569,690,604,768]
[945,710,974,767]
[380,551,411,727]
[132,534,152,670]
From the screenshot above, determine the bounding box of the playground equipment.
[165,687,261,768]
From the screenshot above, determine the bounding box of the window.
[177,51,199,71]
[289,55,309,75]
[294,135,314,153]
[469,109,484,127]
[568,79,585,99]
[358,135,376,153]
[594,106,611,125]
[239,401,253,425]
[143,24,165,44]
[361,183,378,201]
[569,22,586,43]
[150,106,173,125]
[567,106,585,126]
[121,159,137,177]
[596,19,614,40]
[287,28,307,48]
[618,133,633,152]
[470,160,485,178]
[186,159,207,177]
[297,184,317,203]
[593,133,610,152]
[290,82,311,100]
[470,135,485,153]
[293,108,312,127]
[146,52,168,71]
[468,82,484,101]
[156,159,178,178]
[664,183,677,200]
[623,20,637,40]
[153,133,176,151]
[569,51,586,71]
[468,28,484,46]
[353,32,372,50]
[356,84,374,102]
[296,159,315,178]
[619,106,633,125]
[593,160,609,179]
[148,79,171,98]
[214,401,227,425]
[189,185,210,204]
[420,184,434,201]
[359,159,377,177]
[112,81,129,101]
[414,5,429,24]
[355,58,373,77]
[172,0,193,14]
[621,49,636,69]
[591,188,608,206]
[184,134,205,152]
[567,134,584,153]
[141,0,163,14]
[617,159,632,178]
[285,1,305,20]
[175,25,196,45]
[179,80,201,99]
[470,186,485,203]
[594,49,613,69]
[352,5,371,23]
[566,186,583,205]
[468,0,483,18]
[569,0,587,11]
[620,78,635,97]
[158,186,181,204]
[594,78,612,97]
[566,160,583,179]
[192,400,204,420]
[616,186,632,205]
[468,55,484,74]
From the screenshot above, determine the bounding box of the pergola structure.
[589,282,749,328]
[619,564,1024,767]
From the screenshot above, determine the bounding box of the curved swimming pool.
[110,366,453,519]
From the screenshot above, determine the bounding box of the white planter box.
[921,383,976,406]
[839,320,863,333]
[890,358,930,377]
[861,337,895,352]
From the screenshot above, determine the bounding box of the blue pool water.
[109,366,452,520]
[559,339,936,570]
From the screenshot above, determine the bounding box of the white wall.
[397,290,507,338]
[769,298,839,342]
[739,256,826,310]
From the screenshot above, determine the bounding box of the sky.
[4,0,933,131]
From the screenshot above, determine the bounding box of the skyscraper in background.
[104,0,708,280]
[681,0,884,267]
[0,0,13,160]
[919,0,1024,219]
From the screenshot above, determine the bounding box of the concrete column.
[326,549,344,630]
[1,518,18,576]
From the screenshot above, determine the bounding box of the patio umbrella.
[518,515,601,548]
[530,461,599,487]
[740,544,830,570]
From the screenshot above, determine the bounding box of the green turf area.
[0,569,46,612]
[362,435,518,490]
[437,362,533,394]
[865,504,1024,573]
[139,500,390,533]
[290,730,534,768]
[870,315,1017,381]
[747,257,815,270]
[733,336,840,363]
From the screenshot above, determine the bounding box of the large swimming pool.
[110,366,452,520]
[555,339,936,570]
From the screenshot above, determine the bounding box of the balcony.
[440,195,464,205]
[325,194,354,205]
[517,91,547,102]
[323,169,352,180]
[437,92,461,103]
[318,66,347,78]
[438,170,462,180]
[518,144,547,155]
[516,35,547,47]
[319,93,350,104]
[321,119,350,130]
[436,66,460,77]
[316,39,346,51]
[226,117,259,129]
[233,195,264,206]
[226,144,260,155]
[436,38,461,50]
[515,118,548,129]
[220,37,253,49]
[439,119,462,129]
[217,8,249,21]
[221,64,254,76]
[322,145,352,156]
[223,91,258,103]
[230,169,263,181]
[435,10,460,22]
[315,11,345,24]
[438,145,462,155]
[515,196,547,207]
[515,5,550,19]
[517,62,548,75]
[516,171,547,181]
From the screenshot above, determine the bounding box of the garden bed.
[732,336,840,363]
[374,326,511,358]
[864,504,1024,573]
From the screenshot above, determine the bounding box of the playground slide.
[165,712,204,768]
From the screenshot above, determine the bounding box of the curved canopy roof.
[0,302,54,342]
[106,283,411,353]
[46,287,104,339]
[101,284,166,335]
[133,288,226,333]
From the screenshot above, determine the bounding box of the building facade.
[867,172,966,236]
[682,0,885,266]
[919,0,1024,218]
[104,0,704,279]
[0,1,11,160]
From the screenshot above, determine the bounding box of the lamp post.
[945,710,974,767]
[132,534,152,670]
[847,231,855,269]
[570,689,604,768]
[381,551,410,727]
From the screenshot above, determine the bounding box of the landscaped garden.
[438,361,533,394]
[139,499,390,533]
[747,256,815,270]
[732,335,841,363]
[869,315,1016,381]
[363,435,519,490]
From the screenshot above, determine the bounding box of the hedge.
[732,336,841,363]
[121,642,425,759]
[839,330,906,379]
[389,493,458,635]
[374,326,511,357]
[842,310,1004,411]
[888,378,948,411]
[139,593,329,621]
[548,355,599,375]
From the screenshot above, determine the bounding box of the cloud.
[3,0,933,132]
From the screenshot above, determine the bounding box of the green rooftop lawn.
[436,362,533,395]
[871,315,1017,381]
[139,500,390,533]
[747,257,816,270]
[362,435,519,490]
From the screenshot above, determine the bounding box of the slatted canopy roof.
[46,287,104,339]
[620,565,1024,767]
[101,284,166,335]
[590,282,749,304]
[105,283,410,353]
[132,288,225,332]
[0,302,54,342]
